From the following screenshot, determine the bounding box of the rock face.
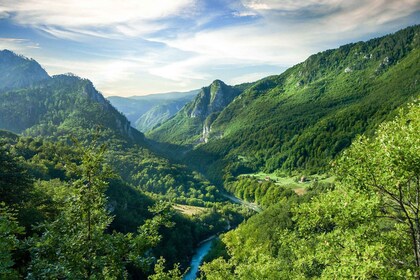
[147,79,245,145]
[189,80,239,120]
[186,80,241,142]
[0,50,50,90]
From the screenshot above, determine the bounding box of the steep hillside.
[147,80,250,144]
[107,90,197,132]
[0,51,226,204]
[153,25,420,182]
[0,72,142,142]
[0,49,50,90]
[106,95,155,124]
[135,96,192,132]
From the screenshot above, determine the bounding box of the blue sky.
[0,0,419,96]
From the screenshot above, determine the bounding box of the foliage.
[0,203,25,280]
[0,140,33,205]
[335,101,420,270]
[225,177,297,208]
[27,141,173,279]
[148,257,182,280]
[201,102,420,279]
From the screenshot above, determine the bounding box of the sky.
[0,0,419,97]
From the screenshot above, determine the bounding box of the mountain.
[0,50,50,90]
[107,90,198,132]
[134,97,192,132]
[106,95,155,124]
[149,25,420,183]
[0,70,141,142]
[0,51,226,203]
[147,80,250,144]
[0,50,236,272]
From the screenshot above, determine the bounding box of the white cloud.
[1,0,418,96]
[149,56,211,82]
[0,0,196,38]
[0,38,40,51]
[158,0,419,65]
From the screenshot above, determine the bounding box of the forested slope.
[179,25,420,183]
[0,51,245,278]
[201,101,420,279]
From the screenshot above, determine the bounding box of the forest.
[0,25,419,279]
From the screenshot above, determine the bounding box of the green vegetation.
[107,90,198,133]
[149,25,420,185]
[0,50,50,91]
[200,102,420,279]
[1,25,419,279]
[147,80,248,145]
[27,142,172,279]
[0,131,249,277]
[0,51,248,278]
[0,203,24,280]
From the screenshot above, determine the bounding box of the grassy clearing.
[239,172,335,195]
[173,204,208,216]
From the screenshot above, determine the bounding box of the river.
[183,193,261,279]
[183,236,215,280]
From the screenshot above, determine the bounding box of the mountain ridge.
[107,89,198,132]
[0,52,142,142]
[148,24,420,183]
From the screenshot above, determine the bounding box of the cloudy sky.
[0,0,419,96]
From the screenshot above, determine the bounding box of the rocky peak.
[189,79,237,119]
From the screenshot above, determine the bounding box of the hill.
[148,25,420,183]
[147,80,250,144]
[107,90,198,132]
[0,50,228,204]
[0,49,50,90]
[0,51,243,274]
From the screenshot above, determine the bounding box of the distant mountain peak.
[0,49,50,90]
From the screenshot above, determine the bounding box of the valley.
[1,24,419,279]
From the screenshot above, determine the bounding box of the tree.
[0,142,33,205]
[148,257,182,280]
[201,102,420,279]
[334,102,420,274]
[0,203,24,280]
[28,140,172,279]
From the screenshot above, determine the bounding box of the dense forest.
[1,25,419,279]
